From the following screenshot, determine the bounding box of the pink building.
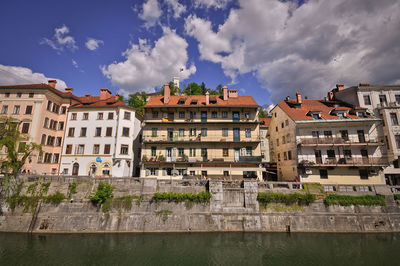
[0,80,81,175]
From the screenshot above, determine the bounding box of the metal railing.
[300,157,388,166]
[298,137,380,145]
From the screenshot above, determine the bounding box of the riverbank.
[1,177,400,233]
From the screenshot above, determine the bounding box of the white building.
[60,89,142,177]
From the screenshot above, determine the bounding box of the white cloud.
[165,0,186,18]
[186,0,400,103]
[40,25,78,52]
[139,0,162,28]
[0,64,68,90]
[85,38,104,50]
[72,59,79,69]
[101,27,196,94]
[194,0,231,9]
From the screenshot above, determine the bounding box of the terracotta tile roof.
[145,95,259,108]
[259,117,271,127]
[276,99,375,121]
[0,83,82,101]
[71,95,130,109]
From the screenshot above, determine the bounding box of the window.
[5,93,10,98]
[201,148,207,157]
[124,111,131,120]
[150,168,157,176]
[152,128,158,137]
[76,144,85,154]
[379,94,387,105]
[61,106,67,114]
[190,148,196,157]
[276,139,279,146]
[245,128,251,138]
[244,112,250,119]
[25,105,33,114]
[53,154,59,163]
[93,144,100,154]
[58,122,64,130]
[246,147,252,156]
[47,136,55,146]
[357,112,366,118]
[312,113,320,120]
[320,169,328,179]
[178,98,185,105]
[363,95,371,105]
[151,147,157,157]
[395,135,400,149]
[44,153,52,163]
[312,131,319,138]
[179,128,184,137]
[178,148,184,157]
[179,111,185,118]
[71,113,77,120]
[224,171,229,177]
[97,112,103,120]
[190,128,197,136]
[13,105,20,114]
[1,105,8,114]
[344,150,352,158]
[83,113,89,120]
[108,112,114,120]
[282,136,286,144]
[106,127,112,137]
[16,92,22,98]
[391,113,398,125]
[222,128,228,137]
[222,111,228,118]
[359,169,368,180]
[80,127,87,137]
[212,111,217,118]
[120,144,129,155]
[223,148,229,157]
[21,123,29,133]
[277,153,281,161]
[152,111,158,118]
[66,145,73,154]
[275,126,278,132]
[396,95,400,104]
[281,122,284,128]
[122,127,130,137]
[285,119,289,126]
[52,104,60,113]
[55,137,62,146]
[324,131,332,138]
[43,117,49,128]
[288,151,292,160]
[340,130,349,141]
[201,128,207,136]
[68,127,75,137]
[284,152,287,160]
[95,127,102,137]
[190,112,196,119]
[327,150,336,158]
[104,144,111,154]
[41,134,46,145]
[29,93,34,98]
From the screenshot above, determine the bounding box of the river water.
[0,232,399,265]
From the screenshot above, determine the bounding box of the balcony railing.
[300,157,388,167]
[297,137,381,146]
[143,135,259,143]
[238,156,262,163]
[377,101,400,109]
[142,155,261,164]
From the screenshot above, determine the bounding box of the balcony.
[297,137,382,146]
[238,156,262,163]
[377,101,400,109]
[300,157,388,167]
[143,135,259,143]
[142,155,261,164]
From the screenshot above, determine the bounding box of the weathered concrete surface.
[1,180,400,233]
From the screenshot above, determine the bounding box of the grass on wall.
[324,194,386,206]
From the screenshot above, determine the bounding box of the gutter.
[295,118,381,124]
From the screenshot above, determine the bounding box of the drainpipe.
[113,108,120,176]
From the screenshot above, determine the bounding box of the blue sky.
[0,0,399,106]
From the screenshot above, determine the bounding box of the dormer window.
[312,114,320,120]
[190,100,197,105]
[178,98,185,105]
[357,111,366,118]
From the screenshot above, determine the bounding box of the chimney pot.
[206,91,210,105]
[223,86,228,101]
[296,92,302,104]
[164,83,170,104]
[100,88,111,100]
[328,91,334,101]
[65,88,73,93]
[336,84,344,91]
[48,80,57,88]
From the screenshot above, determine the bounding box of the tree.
[0,117,42,200]
[183,82,202,95]
[216,84,223,94]
[201,82,207,95]
[127,92,147,116]
[258,108,268,118]
[160,82,180,96]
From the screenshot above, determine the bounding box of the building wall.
[300,168,384,185]
[260,127,270,162]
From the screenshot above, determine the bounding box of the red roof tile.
[259,117,271,127]
[71,95,131,109]
[276,99,374,121]
[145,95,258,108]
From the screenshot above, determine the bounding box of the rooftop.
[259,117,271,127]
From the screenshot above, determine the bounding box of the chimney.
[48,80,57,88]
[100,88,111,100]
[359,83,370,87]
[65,88,73,94]
[336,84,344,91]
[205,91,210,105]
[296,92,302,104]
[223,86,228,101]
[328,91,334,101]
[164,83,170,104]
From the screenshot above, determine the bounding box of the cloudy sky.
[0,0,399,105]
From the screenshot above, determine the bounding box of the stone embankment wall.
[1,177,400,233]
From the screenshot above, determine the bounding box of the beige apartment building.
[269,92,387,185]
[332,83,400,185]
[0,81,81,174]
[140,85,263,180]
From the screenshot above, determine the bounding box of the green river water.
[0,232,399,265]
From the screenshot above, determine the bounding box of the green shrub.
[324,194,386,206]
[68,182,77,198]
[90,182,114,206]
[257,192,315,206]
[112,195,142,210]
[152,191,211,203]
[43,191,66,205]
[39,182,51,196]
[394,194,400,200]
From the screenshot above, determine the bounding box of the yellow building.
[140,85,263,180]
[269,92,387,185]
